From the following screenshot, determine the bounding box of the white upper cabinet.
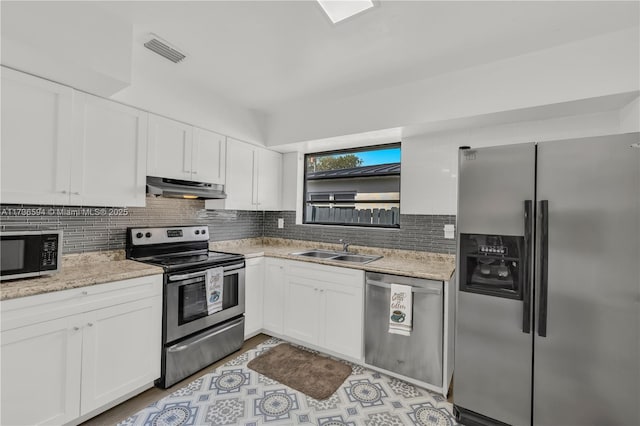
[147,114,226,185]
[207,137,281,210]
[192,128,226,185]
[1,68,148,207]
[256,148,282,211]
[72,92,148,207]
[1,67,74,205]
[221,138,256,210]
[147,114,193,181]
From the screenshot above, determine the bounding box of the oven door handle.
[168,263,245,281]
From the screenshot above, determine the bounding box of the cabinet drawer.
[287,260,364,288]
[1,275,163,332]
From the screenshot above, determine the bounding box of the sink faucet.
[339,239,350,252]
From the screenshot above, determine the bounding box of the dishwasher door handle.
[366,279,442,295]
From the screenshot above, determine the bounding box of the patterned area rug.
[118,337,458,426]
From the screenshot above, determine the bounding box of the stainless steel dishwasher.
[364,272,443,386]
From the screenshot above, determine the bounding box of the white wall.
[1,2,133,97]
[620,97,640,133]
[401,108,637,215]
[267,27,639,146]
[112,67,267,145]
[0,2,267,145]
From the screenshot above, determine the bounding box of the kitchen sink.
[331,254,381,263]
[290,249,382,264]
[290,250,339,259]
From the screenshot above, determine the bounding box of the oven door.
[165,262,245,343]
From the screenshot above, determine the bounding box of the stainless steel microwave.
[0,230,62,281]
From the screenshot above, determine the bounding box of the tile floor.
[83,334,458,425]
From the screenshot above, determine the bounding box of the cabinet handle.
[72,191,80,195]
[72,326,80,331]
[320,289,325,293]
[87,323,94,327]
[60,190,68,194]
[81,291,88,296]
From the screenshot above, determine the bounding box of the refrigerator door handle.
[522,200,533,334]
[537,200,549,337]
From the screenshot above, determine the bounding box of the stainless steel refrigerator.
[453,133,640,426]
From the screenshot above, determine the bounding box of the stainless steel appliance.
[0,229,62,281]
[126,225,245,388]
[146,176,226,199]
[454,133,640,426]
[364,272,443,386]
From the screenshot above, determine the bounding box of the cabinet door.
[80,297,161,415]
[263,258,286,334]
[224,138,257,210]
[71,93,148,207]
[320,281,364,360]
[1,316,82,426]
[147,114,193,181]
[244,257,264,338]
[256,148,282,211]
[193,128,226,185]
[1,67,74,205]
[283,275,320,345]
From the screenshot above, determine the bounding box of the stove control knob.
[201,229,207,234]
[195,230,200,235]
[136,232,143,239]
[145,232,152,238]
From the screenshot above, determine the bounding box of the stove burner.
[132,251,243,272]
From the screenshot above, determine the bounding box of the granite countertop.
[210,238,456,281]
[1,239,455,301]
[0,250,164,301]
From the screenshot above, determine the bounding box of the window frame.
[302,142,401,228]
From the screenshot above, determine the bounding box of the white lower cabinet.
[0,275,162,426]
[284,260,364,360]
[262,258,286,335]
[245,257,364,361]
[80,298,161,415]
[284,275,320,343]
[244,257,264,338]
[1,316,82,425]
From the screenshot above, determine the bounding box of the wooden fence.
[306,206,399,225]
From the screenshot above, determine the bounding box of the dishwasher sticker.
[389,283,413,336]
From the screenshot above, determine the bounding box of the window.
[303,143,401,227]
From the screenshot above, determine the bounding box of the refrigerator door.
[534,133,640,426]
[454,143,535,426]
[458,143,536,236]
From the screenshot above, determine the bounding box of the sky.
[357,147,401,166]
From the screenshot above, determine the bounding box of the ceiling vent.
[144,34,186,63]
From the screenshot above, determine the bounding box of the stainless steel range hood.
[146,176,226,200]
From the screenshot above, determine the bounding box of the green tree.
[308,154,363,172]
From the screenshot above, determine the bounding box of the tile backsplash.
[1,199,456,254]
[264,211,456,254]
[0,197,263,254]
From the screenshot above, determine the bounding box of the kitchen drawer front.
[287,260,364,288]
[1,274,163,332]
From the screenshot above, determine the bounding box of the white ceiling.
[97,0,639,113]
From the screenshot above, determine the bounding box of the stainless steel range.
[126,225,245,388]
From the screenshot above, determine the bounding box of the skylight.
[317,0,374,24]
